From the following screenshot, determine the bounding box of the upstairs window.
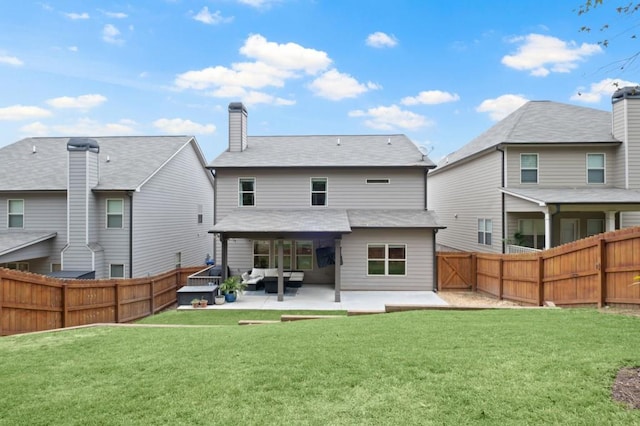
[8,199,24,228]
[587,153,605,184]
[520,154,538,184]
[311,178,328,206]
[239,178,255,206]
[106,199,123,228]
[478,218,493,246]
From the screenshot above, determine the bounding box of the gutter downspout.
[496,145,506,253]
[127,191,133,278]
[211,169,217,263]
[424,168,428,210]
[433,229,438,292]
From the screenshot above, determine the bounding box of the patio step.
[238,320,281,325]
[280,314,343,322]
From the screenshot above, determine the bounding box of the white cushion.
[290,272,304,280]
[250,268,265,278]
[265,268,278,277]
[241,272,250,282]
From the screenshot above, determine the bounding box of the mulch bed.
[613,367,640,409]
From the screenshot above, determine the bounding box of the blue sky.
[0,1,638,162]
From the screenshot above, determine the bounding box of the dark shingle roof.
[434,101,619,172]
[209,134,434,168]
[0,136,202,191]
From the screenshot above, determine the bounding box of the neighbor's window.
[520,154,538,184]
[175,252,182,269]
[586,219,605,237]
[1,262,29,271]
[274,240,292,270]
[106,199,123,228]
[295,241,313,270]
[253,240,270,268]
[518,218,545,249]
[239,178,255,206]
[8,199,24,228]
[51,263,62,272]
[478,218,493,246]
[367,244,406,276]
[197,204,203,224]
[110,264,125,279]
[587,153,605,184]
[311,178,328,206]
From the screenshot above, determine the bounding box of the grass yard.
[136,309,347,326]
[1,309,640,425]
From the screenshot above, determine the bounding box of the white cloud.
[476,94,529,121]
[242,91,296,106]
[237,0,280,9]
[401,90,460,105]
[571,78,640,103]
[153,118,216,134]
[502,34,601,77]
[348,105,430,130]
[46,94,107,109]
[101,10,128,19]
[193,7,233,25]
[48,118,137,135]
[309,69,378,101]
[240,34,331,75]
[64,12,89,20]
[176,61,293,91]
[103,24,124,44]
[19,121,49,136]
[68,46,78,52]
[0,55,23,66]
[0,105,52,121]
[366,32,398,48]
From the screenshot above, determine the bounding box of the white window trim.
[310,177,328,207]
[106,198,124,229]
[477,218,493,246]
[7,199,24,229]
[366,243,407,277]
[520,153,539,184]
[586,153,606,184]
[366,178,390,184]
[109,263,126,279]
[238,177,256,207]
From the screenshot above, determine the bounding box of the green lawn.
[1,309,640,425]
[137,309,347,326]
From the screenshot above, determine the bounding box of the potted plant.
[191,298,201,308]
[219,276,247,303]
[199,297,208,307]
[214,293,226,305]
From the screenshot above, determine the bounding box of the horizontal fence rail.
[0,266,202,336]
[437,227,640,308]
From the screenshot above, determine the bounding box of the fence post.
[498,258,503,300]
[62,282,68,329]
[537,255,544,306]
[115,281,121,323]
[471,254,477,292]
[150,279,156,315]
[597,238,607,308]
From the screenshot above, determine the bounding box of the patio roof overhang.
[0,231,57,263]
[500,187,640,212]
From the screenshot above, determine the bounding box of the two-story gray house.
[428,86,640,254]
[0,136,214,278]
[209,103,442,301]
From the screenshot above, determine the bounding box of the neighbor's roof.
[0,136,208,191]
[0,231,57,257]
[500,187,640,205]
[433,101,619,173]
[347,209,444,228]
[209,134,434,168]
[210,208,443,235]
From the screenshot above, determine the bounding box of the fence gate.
[437,252,474,291]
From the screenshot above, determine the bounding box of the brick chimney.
[228,102,248,152]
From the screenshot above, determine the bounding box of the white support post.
[544,210,552,250]
[606,211,617,232]
[334,238,341,303]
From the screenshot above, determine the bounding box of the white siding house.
[428,86,640,253]
[0,136,214,278]
[209,103,443,301]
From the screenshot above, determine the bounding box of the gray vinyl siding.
[506,146,617,188]
[95,192,129,278]
[215,167,426,220]
[621,211,640,228]
[341,228,433,291]
[612,102,627,187]
[129,144,214,277]
[427,151,503,253]
[504,193,546,213]
[626,101,640,188]
[0,192,67,275]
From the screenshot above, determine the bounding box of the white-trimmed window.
[520,154,538,184]
[106,199,123,228]
[175,252,182,269]
[295,241,313,270]
[311,178,328,206]
[8,199,24,228]
[51,263,62,272]
[239,178,255,206]
[253,240,270,268]
[1,262,29,271]
[586,219,605,237]
[587,153,605,184]
[367,244,406,276]
[274,240,292,270]
[366,178,390,184]
[110,264,125,279]
[478,218,493,246]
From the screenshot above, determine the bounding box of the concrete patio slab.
[177,284,448,311]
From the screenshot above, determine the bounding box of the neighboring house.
[427,86,640,254]
[0,136,214,278]
[209,103,443,301]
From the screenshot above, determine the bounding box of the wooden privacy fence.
[437,226,640,308]
[0,266,201,336]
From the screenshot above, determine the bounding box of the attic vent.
[67,137,100,153]
[366,178,390,184]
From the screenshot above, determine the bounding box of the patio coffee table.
[177,285,219,305]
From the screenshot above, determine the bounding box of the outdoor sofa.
[241,268,304,292]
